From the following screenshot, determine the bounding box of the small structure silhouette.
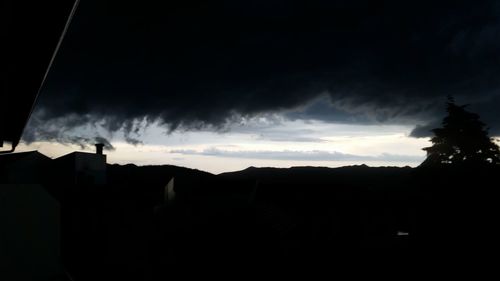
[95,143,105,155]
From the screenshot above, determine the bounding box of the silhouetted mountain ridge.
[220,165,413,185]
[106,163,215,188]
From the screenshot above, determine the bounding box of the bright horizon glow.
[16,120,431,174]
[15,140,428,174]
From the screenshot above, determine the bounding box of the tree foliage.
[422,97,500,166]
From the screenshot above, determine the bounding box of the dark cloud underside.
[27,0,500,143]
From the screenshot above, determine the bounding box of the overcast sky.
[19,0,500,173]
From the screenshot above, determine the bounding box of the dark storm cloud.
[22,111,115,150]
[27,0,500,143]
[409,122,441,138]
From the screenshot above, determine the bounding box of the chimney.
[95,143,104,155]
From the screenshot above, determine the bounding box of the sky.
[18,0,500,173]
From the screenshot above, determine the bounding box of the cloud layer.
[170,147,424,163]
[27,0,500,144]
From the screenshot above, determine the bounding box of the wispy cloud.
[170,147,424,162]
[256,135,327,143]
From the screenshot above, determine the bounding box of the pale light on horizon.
[15,122,431,174]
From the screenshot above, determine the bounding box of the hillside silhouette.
[107,163,214,187]
[102,97,500,269]
[3,99,499,279]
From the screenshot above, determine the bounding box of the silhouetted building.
[0,147,110,280]
[53,148,107,185]
[164,177,175,205]
[0,151,52,183]
[0,150,61,276]
[0,183,61,280]
[0,145,107,186]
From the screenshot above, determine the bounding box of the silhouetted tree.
[422,97,500,166]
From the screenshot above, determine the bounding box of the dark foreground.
[75,165,500,278]
[2,162,499,279]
